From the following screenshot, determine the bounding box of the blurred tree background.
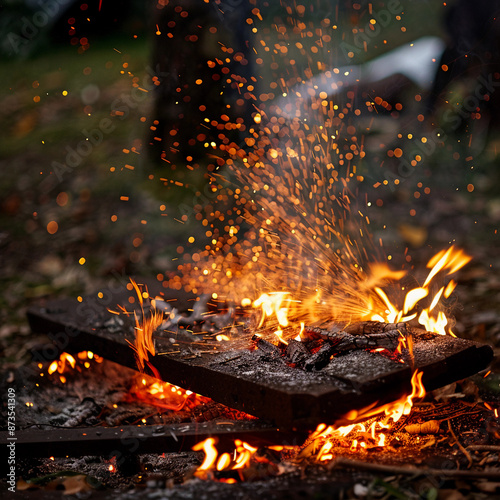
[1,0,499,368]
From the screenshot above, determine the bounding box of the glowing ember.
[105,457,117,474]
[127,373,208,411]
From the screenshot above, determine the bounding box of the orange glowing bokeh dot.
[56,192,68,207]
[47,221,58,234]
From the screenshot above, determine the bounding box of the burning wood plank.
[27,281,493,429]
[0,421,305,459]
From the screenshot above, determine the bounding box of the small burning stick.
[343,321,409,335]
[303,325,407,350]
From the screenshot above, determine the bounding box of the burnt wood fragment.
[252,334,282,358]
[304,343,338,371]
[285,339,311,366]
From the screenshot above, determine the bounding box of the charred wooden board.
[1,421,305,459]
[27,283,494,430]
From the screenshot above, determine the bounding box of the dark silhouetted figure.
[149,0,255,169]
[426,0,500,135]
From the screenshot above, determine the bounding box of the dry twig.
[467,445,500,452]
[448,420,473,468]
[329,457,500,479]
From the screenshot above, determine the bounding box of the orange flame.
[216,453,232,471]
[48,352,76,375]
[122,279,164,372]
[305,369,426,461]
[192,374,426,473]
[192,437,258,476]
[253,292,291,329]
[248,247,468,341]
[192,437,219,470]
[370,246,470,335]
[46,351,103,382]
[253,292,306,343]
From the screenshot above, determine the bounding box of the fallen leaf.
[476,481,500,493]
[12,111,38,138]
[61,475,92,495]
[35,255,64,277]
[438,489,467,500]
[17,479,38,491]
